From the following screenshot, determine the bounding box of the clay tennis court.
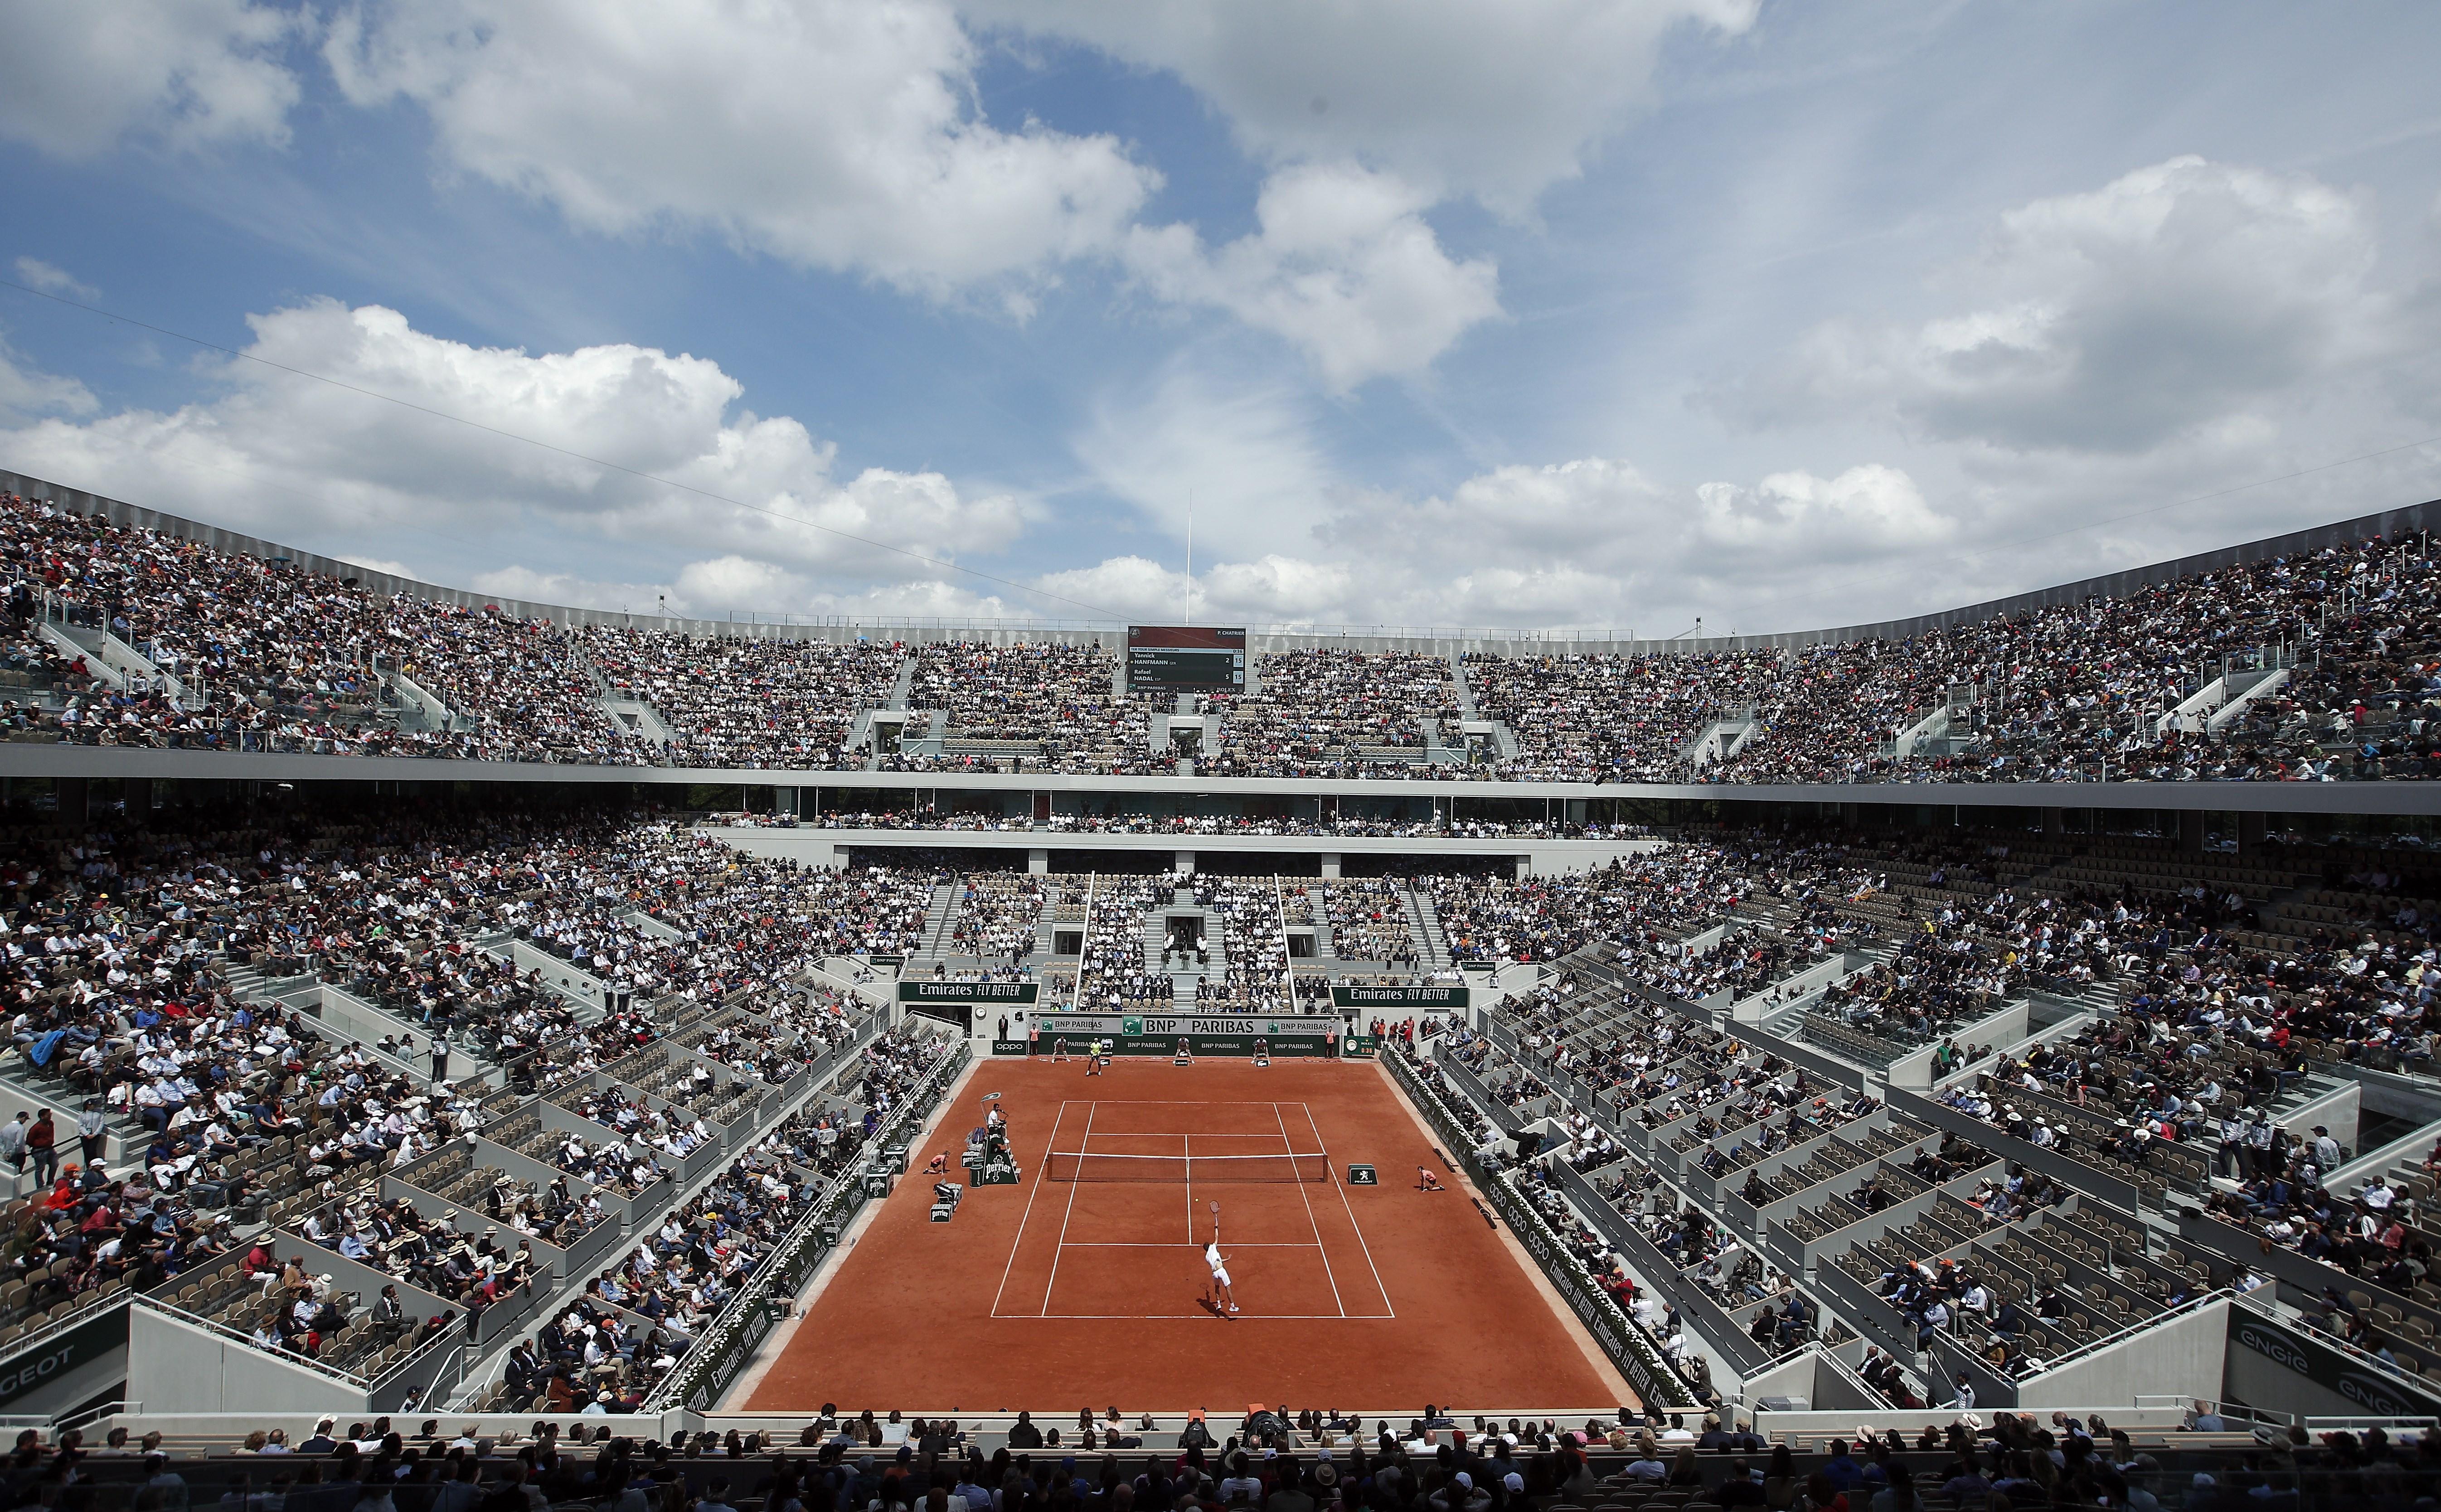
[744,1056,1633,1412]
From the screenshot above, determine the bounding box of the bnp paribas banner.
[1330,984,1469,1010]
[1020,1013,1342,1039]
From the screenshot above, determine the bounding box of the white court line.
[1301,1100,1396,1319]
[988,1098,1066,1320]
[1275,1101,1345,1318]
[1062,1241,1324,1248]
[1038,1100,1095,1315]
[1036,1313,1367,1321]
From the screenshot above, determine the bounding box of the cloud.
[966,0,1758,215]
[1692,464,1956,562]
[0,342,97,423]
[1714,156,2392,453]
[1073,369,1334,560]
[1124,161,1502,390]
[0,0,302,158]
[1019,552,1359,625]
[323,0,1158,300]
[1022,455,1958,635]
[334,555,419,581]
[11,258,100,301]
[0,296,1025,586]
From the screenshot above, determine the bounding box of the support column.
[1174,850,1196,877]
[2043,808,2065,837]
[2178,809,2206,853]
[2237,811,2267,855]
[55,778,87,825]
[1028,848,1048,875]
[1514,855,1531,881]
[1321,853,1343,879]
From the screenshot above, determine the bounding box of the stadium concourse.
[5,470,2441,1499]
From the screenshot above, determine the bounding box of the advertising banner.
[2230,1309,2441,1415]
[1026,1014,1339,1038]
[0,1305,128,1411]
[1331,985,1470,1010]
[900,981,1039,1004]
[995,1034,1340,1058]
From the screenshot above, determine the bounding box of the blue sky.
[2,0,2439,636]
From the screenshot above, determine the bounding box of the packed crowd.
[1186,877,1291,1013]
[27,489,2441,784]
[591,629,902,769]
[908,641,1151,770]
[1204,650,1461,777]
[1466,649,1783,783]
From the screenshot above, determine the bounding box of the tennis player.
[1086,1037,1108,1076]
[1205,1238,1238,1314]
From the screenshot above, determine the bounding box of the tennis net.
[1043,1151,1332,1184]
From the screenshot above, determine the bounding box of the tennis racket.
[1209,1198,1221,1244]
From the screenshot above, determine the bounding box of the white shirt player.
[1205,1241,1230,1286]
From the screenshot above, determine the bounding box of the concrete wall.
[10,740,2441,816]
[2016,1298,2231,1410]
[125,1305,369,1415]
[1885,1002,2032,1090]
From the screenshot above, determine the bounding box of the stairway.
[1401,886,1452,970]
[1448,655,1477,717]
[914,880,961,964]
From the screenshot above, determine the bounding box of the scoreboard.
[1127,625,1246,693]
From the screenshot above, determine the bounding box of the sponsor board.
[993,1035,1340,1058]
[1028,1014,1341,1038]
[0,1304,127,1410]
[679,1300,781,1411]
[900,982,1039,1003]
[2232,1313,2441,1415]
[1331,986,1469,1009]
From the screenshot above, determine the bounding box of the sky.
[2,0,2439,638]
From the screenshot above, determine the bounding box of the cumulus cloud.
[10,258,100,301]
[1692,465,1956,562]
[0,0,300,160]
[1125,162,1502,390]
[1715,157,2392,453]
[323,0,1157,300]
[1024,455,1962,635]
[0,0,302,158]
[0,342,97,423]
[0,297,1025,587]
[965,0,1758,215]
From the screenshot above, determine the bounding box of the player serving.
[1205,1236,1238,1314]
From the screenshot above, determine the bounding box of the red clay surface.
[747,1057,1630,1413]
